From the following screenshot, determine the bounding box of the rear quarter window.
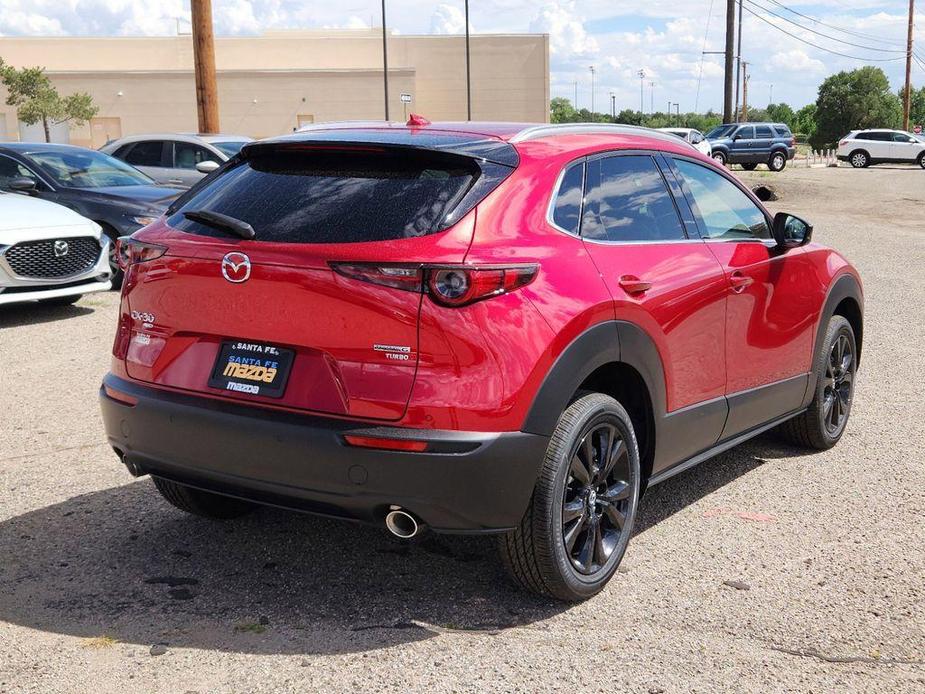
[169,149,481,243]
[550,161,584,234]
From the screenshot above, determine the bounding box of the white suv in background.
[837,129,925,168]
[657,127,712,156]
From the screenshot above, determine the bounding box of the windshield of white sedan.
[28,150,154,188]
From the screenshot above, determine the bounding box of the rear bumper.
[100,375,548,533]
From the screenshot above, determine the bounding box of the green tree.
[793,103,817,142]
[812,66,901,149]
[766,102,795,128]
[0,59,98,142]
[550,96,580,123]
[899,85,925,130]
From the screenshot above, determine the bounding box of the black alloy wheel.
[562,422,632,575]
[822,332,854,437]
[500,392,640,601]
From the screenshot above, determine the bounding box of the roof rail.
[509,123,689,146]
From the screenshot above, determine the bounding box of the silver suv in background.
[100,133,252,187]
[837,129,925,169]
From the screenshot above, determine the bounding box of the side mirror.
[8,177,37,194]
[772,212,812,249]
[196,160,220,174]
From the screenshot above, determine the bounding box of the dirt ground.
[1,164,923,693]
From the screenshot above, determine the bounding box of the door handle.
[618,275,652,294]
[168,178,183,184]
[729,271,754,293]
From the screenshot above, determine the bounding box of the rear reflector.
[343,435,429,452]
[104,384,138,407]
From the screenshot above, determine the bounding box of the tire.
[98,224,123,289]
[776,315,856,450]
[38,294,81,306]
[499,392,641,601]
[849,150,869,169]
[712,151,727,166]
[740,163,758,171]
[917,153,925,169]
[152,476,256,519]
[768,151,787,172]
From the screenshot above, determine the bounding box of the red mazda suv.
[101,121,863,601]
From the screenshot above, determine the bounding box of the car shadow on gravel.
[0,435,793,656]
[0,302,95,328]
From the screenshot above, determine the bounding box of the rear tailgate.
[121,140,509,421]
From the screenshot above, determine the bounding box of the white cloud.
[529,2,599,58]
[769,49,827,75]
[430,4,470,35]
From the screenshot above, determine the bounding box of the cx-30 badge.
[53,240,69,257]
[221,252,251,283]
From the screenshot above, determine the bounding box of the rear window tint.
[169,149,479,243]
[755,125,773,137]
[772,125,792,137]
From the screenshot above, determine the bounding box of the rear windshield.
[169,148,478,243]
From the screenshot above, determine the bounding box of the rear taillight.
[116,237,167,270]
[331,263,538,308]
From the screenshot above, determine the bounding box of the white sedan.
[0,193,111,306]
[657,128,712,157]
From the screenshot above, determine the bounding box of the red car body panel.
[102,122,863,532]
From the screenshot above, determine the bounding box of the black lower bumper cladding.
[100,375,547,533]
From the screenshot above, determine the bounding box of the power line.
[744,0,908,53]
[695,0,717,112]
[763,0,908,47]
[741,5,907,62]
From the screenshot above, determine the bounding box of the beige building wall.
[0,30,549,145]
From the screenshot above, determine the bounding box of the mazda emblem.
[53,240,69,257]
[221,252,251,283]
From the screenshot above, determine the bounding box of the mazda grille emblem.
[221,252,251,283]
[53,240,69,257]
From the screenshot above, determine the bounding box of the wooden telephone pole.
[723,0,736,122]
[191,0,220,133]
[740,62,749,122]
[903,0,915,131]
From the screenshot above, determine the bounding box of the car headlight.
[132,216,158,226]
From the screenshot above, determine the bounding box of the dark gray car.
[0,143,183,286]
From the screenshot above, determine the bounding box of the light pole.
[589,65,596,115]
[381,0,389,120]
[637,69,646,113]
[610,91,615,118]
[649,81,655,114]
[769,83,773,106]
[464,0,471,120]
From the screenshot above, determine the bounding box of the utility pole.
[734,0,743,122]
[650,81,655,114]
[903,0,915,130]
[723,0,735,123]
[574,81,578,109]
[675,102,680,125]
[769,83,773,106]
[464,0,471,120]
[191,0,219,133]
[637,69,646,113]
[741,61,749,122]
[590,65,596,115]
[381,0,390,120]
[610,92,616,118]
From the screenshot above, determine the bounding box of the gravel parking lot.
[1,165,923,693]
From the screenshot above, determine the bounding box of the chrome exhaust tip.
[385,507,421,539]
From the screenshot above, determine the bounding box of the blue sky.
[0,0,921,112]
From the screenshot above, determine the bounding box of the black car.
[0,143,183,285]
[705,122,797,171]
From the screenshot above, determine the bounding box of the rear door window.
[170,149,479,243]
[124,141,166,167]
[582,155,686,242]
[755,125,773,138]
